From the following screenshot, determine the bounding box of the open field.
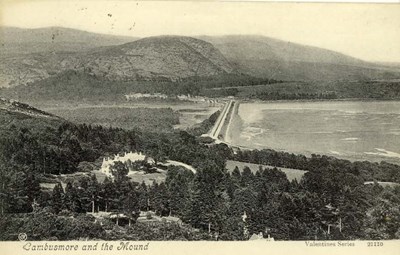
[40,101,220,132]
[226,160,307,182]
[47,106,179,132]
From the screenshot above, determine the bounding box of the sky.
[1,0,400,62]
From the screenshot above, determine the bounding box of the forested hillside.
[0,70,279,103]
[4,69,399,103]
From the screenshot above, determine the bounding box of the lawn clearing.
[226,160,307,182]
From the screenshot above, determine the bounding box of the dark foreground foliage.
[1,106,400,240]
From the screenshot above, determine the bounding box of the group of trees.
[0,110,230,175]
[188,110,220,136]
[2,157,400,240]
[3,66,400,105]
[202,80,400,101]
[132,162,400,240]
[0,208,106,240]
[249,91,338,100]
[203,89,339,100]
[1,70,282,103]
[156,162,400,240]
[0,163,41,214]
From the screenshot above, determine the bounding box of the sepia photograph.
[0,0,400,251]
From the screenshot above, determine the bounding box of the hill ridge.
[1,27,400,87]
[198,35,400,80]
[0,97,58,119]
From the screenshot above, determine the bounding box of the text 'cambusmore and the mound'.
[22,242,150,251]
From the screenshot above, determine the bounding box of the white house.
[100,151,147,176]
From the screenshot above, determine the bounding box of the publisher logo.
[18,233,27,241]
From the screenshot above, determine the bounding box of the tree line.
[2,157,399,240]
[202,80,400,101]
[1,70,282,103]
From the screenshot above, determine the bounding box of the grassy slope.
[47,107,180,133]
[226,160,307,182]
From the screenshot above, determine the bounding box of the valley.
[35,100,220,132]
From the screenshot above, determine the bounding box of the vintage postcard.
[0,0,399,254]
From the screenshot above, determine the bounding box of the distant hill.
[0,31,234,87]
[0,51,79,87]
[78,36,234,81]
[374,62,400,69]
[199,35,400,81]
[0,26,137,55]
[1,70,130,102]
[1,27,400,89]
[0,26,138,87]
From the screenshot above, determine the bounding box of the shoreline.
[239,97,400,104]
[226,100,400,166]
[227,136,400,166]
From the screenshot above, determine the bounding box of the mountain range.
[0,26,399,88]
[0,26,136,55]
[199,35,400,81]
